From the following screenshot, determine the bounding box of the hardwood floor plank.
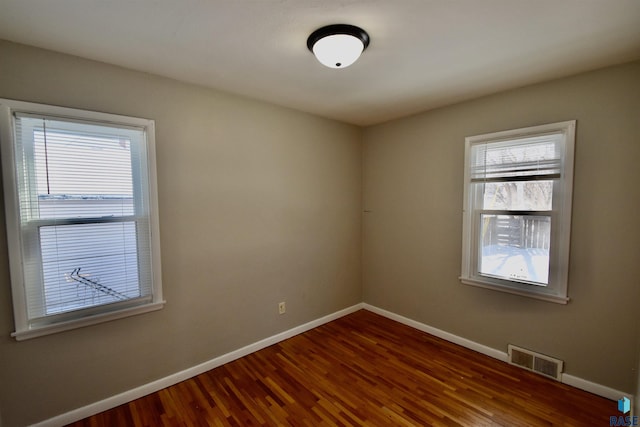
[67,310,616,426]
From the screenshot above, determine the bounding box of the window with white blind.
[0,99,164,340]
[460,121,575,304]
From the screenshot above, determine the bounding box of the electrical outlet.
[278,301,286,315]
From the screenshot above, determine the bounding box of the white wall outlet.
[278,301,286,315]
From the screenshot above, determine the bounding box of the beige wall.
[0,40,362,426]
[363,60,640,394]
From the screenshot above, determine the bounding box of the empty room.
[0,1,639,426]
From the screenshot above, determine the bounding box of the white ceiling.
[0,0,639,126]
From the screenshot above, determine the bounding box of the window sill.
[460,277,569,304]
[12,301,165,341]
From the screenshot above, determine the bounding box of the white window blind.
[469,133,563,182]
[1,99,163,339]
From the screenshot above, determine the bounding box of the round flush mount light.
[307,24,370,69]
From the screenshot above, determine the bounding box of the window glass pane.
[482,180,553,211]
[31,122,136,219]
[479,214,550,285]
[38,222,141,315]
[34,127,134,196]
[13,115,150,319]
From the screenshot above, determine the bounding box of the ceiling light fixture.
[307,24,370,69]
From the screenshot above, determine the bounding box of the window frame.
[0,99,164,340]
[460,121,576,304]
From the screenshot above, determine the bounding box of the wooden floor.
[68,310,615,426]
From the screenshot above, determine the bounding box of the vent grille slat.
[508,344,563,381]
[511,348,534,369]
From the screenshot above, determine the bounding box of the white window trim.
[460,121,576,304]
[0,99,164,340]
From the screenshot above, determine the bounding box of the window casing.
[0,99,164,340]
[460,121,575,304]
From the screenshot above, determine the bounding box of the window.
[0,99,163,340]
[460,121,575,303]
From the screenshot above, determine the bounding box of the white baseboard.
[33,302,631,426]
[562,374,632,403]
[32,303,364,427]
[363,303,632,405]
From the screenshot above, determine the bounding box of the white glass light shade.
[312,34,364,69]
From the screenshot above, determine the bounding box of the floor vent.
[507,344,563,381]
